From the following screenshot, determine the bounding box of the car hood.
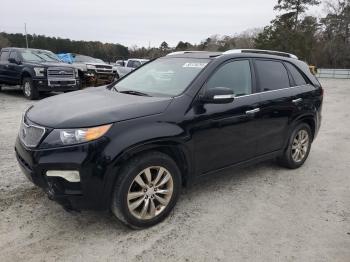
[26,86,173,128]
[25,61,73,68]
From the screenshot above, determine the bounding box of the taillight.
[320,86,324,96]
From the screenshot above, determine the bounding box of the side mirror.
[200,87,235,104]
[8,58,21,65]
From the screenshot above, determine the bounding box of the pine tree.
[274,0,320,28]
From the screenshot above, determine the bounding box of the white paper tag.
[182,63,208,68]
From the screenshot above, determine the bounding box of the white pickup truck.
[113,58,149,78]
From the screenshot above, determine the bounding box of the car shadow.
[0,87,61,99]
[37,159,282,232]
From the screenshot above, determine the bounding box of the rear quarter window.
[285,63,307,86]
[255,60,290,91]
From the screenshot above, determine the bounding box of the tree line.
[0,33,129,62]
[0,0,349,68]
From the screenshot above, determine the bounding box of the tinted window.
[133,61,141,68]
[255,60,290,91]
[285,63,307,86]
[9,51,18,60]
[127,60,134,68]
[0,51,9,61]
[206,60,252,96]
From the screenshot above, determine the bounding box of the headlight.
[74,69,79,77]
[86,64,95,70]
[41,124,112,147]
[33,67,45,77]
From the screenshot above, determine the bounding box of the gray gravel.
[0,80,349,262]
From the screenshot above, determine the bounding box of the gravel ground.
[0,79,349,262]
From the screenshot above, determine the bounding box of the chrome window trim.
[234,84,312,99]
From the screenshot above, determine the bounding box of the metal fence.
[316,69,350,79]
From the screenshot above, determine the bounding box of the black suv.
[0,48,80,99]
[15,49,323,228]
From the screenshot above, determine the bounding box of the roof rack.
[223,49,298,59]
[166,51,208,56]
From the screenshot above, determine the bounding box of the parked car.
[0,48,80,99]
[57,53,115,87]
[15,49,323,228]
[114,58,149,78]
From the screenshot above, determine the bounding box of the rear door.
[284,62,317,109]
[253,59,298,155]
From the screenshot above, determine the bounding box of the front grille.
[47,67,75,78]
[95,65,112,69]
[96,69,113,74]
[16,151,33,172]
[19,118,46,148]
[48,80,76,86]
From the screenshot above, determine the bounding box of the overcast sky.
[0,0,324,47]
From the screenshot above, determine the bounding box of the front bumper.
[33,78,80,92]
[14,137,113,211]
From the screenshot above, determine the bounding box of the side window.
[255,60,290,91]
[127,60,134,68]
[285,63,307,86]
[0,51,10,62]
[9,51,18,61]
[206,60,252,96]
[133,60,141,68]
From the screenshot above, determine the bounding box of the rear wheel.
[278,123,312,169]
[111,151,182,229]
[22,77,39,100]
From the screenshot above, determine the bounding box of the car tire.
[22,77,39,100]
[111,151,182,229]
[278,123,312,169]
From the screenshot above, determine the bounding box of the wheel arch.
[103,140,193,208]
[20,70,33,84]
[114,141,192,186]
[293,114,316,140]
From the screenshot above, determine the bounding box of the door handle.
[246,108,260,115]
[292,98,303,104]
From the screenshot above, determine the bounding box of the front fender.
[100,120,191,205]
[21,67,35,79]
[105,121,187,162]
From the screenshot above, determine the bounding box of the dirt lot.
[0,79,349,262]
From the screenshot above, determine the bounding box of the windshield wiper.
[118,90,152,97]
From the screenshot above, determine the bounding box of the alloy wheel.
[291,129,309,163]
[24,82,31,97]
[127,166,173,220]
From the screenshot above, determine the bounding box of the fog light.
[46,170,80,182]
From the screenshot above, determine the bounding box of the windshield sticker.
[182,63,208,68]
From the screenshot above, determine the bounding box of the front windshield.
[74,55,104,63]
[20,50,60,62]
[114,58,209,97]
[36,51,60,62]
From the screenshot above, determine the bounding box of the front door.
[0,50,10,83]
[187,59,261,175]
[7,51,22,84]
